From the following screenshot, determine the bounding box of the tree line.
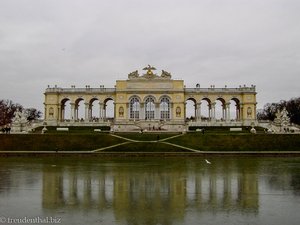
[0,99,42,127]
[257,97,300,125]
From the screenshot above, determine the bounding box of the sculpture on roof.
[128,70,139,79]
[128,65,172,80]
[161,70,171,78]
[143,64,156,76]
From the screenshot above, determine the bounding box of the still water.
[0,156,300,225]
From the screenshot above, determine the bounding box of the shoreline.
[1,151,300,157]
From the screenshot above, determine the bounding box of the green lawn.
[101,142,191,152]
[0,134,125,151]
[166,133,300,151]
[1,132,300,152]
[113,132,180,141]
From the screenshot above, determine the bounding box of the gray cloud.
[0,0,299,113]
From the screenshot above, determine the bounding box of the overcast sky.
[0,0,299,114]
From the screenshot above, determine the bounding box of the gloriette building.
[44,65,257,131]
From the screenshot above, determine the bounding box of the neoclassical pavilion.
[44,65,257,131]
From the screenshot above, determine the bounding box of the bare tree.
[25,108,42,122]
[0,99,23,126]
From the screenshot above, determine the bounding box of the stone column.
[126,103,130,120]
[85,103,89,122]
[75,107,78,121]
[70,103,75,122]
[170,103,173,120]
[240,103,244,121]
[194,103,197,120]
[254,103,257,121]
[196,103,201,121]
[113,102,116,122]
[155,103,160,120]
[211,102,216,121]
[57,106,61,122]
[103,104,107,121]
[236,107,240,121]
[44,106,47,121]
[61,105,65,121]
[89,106,92,121]
[99,103,104,121]
[226,103,230,122]
[140,103,144,120]
[184,102,187,121]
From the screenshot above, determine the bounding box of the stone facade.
[44,66,257,131]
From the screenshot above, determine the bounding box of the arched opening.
[145,96,155,120]
[185,98,196,121]
[200,98,211,121]
[89,98,100,122]
[230,98,241,121]
[75,98,85,122]
[215,98,226,121]
[160,97,170,120]
[129,97,140,120]
[104,98,114,122]
[61,98,71,121]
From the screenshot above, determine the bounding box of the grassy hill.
[1,132,300,152]
[0,133,124,151]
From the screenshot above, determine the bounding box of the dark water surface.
[0,156,300,225]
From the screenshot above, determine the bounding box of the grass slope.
[167,133,300,151]
[114,132,180,141]
[0,134,125,151]
[101,142,191,152]
[1,132,300,152]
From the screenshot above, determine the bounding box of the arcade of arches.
[44,66,257,131]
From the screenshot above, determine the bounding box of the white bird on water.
[205,159,211,164]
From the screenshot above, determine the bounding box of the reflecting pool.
[0,157,300,225]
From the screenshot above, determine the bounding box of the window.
[160,97,170,120]
[130,97,140,119]
[145,97,155,120]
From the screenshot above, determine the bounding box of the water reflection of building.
[42,162,259,223]
[189,171,258,213]
[113,170,187,224]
